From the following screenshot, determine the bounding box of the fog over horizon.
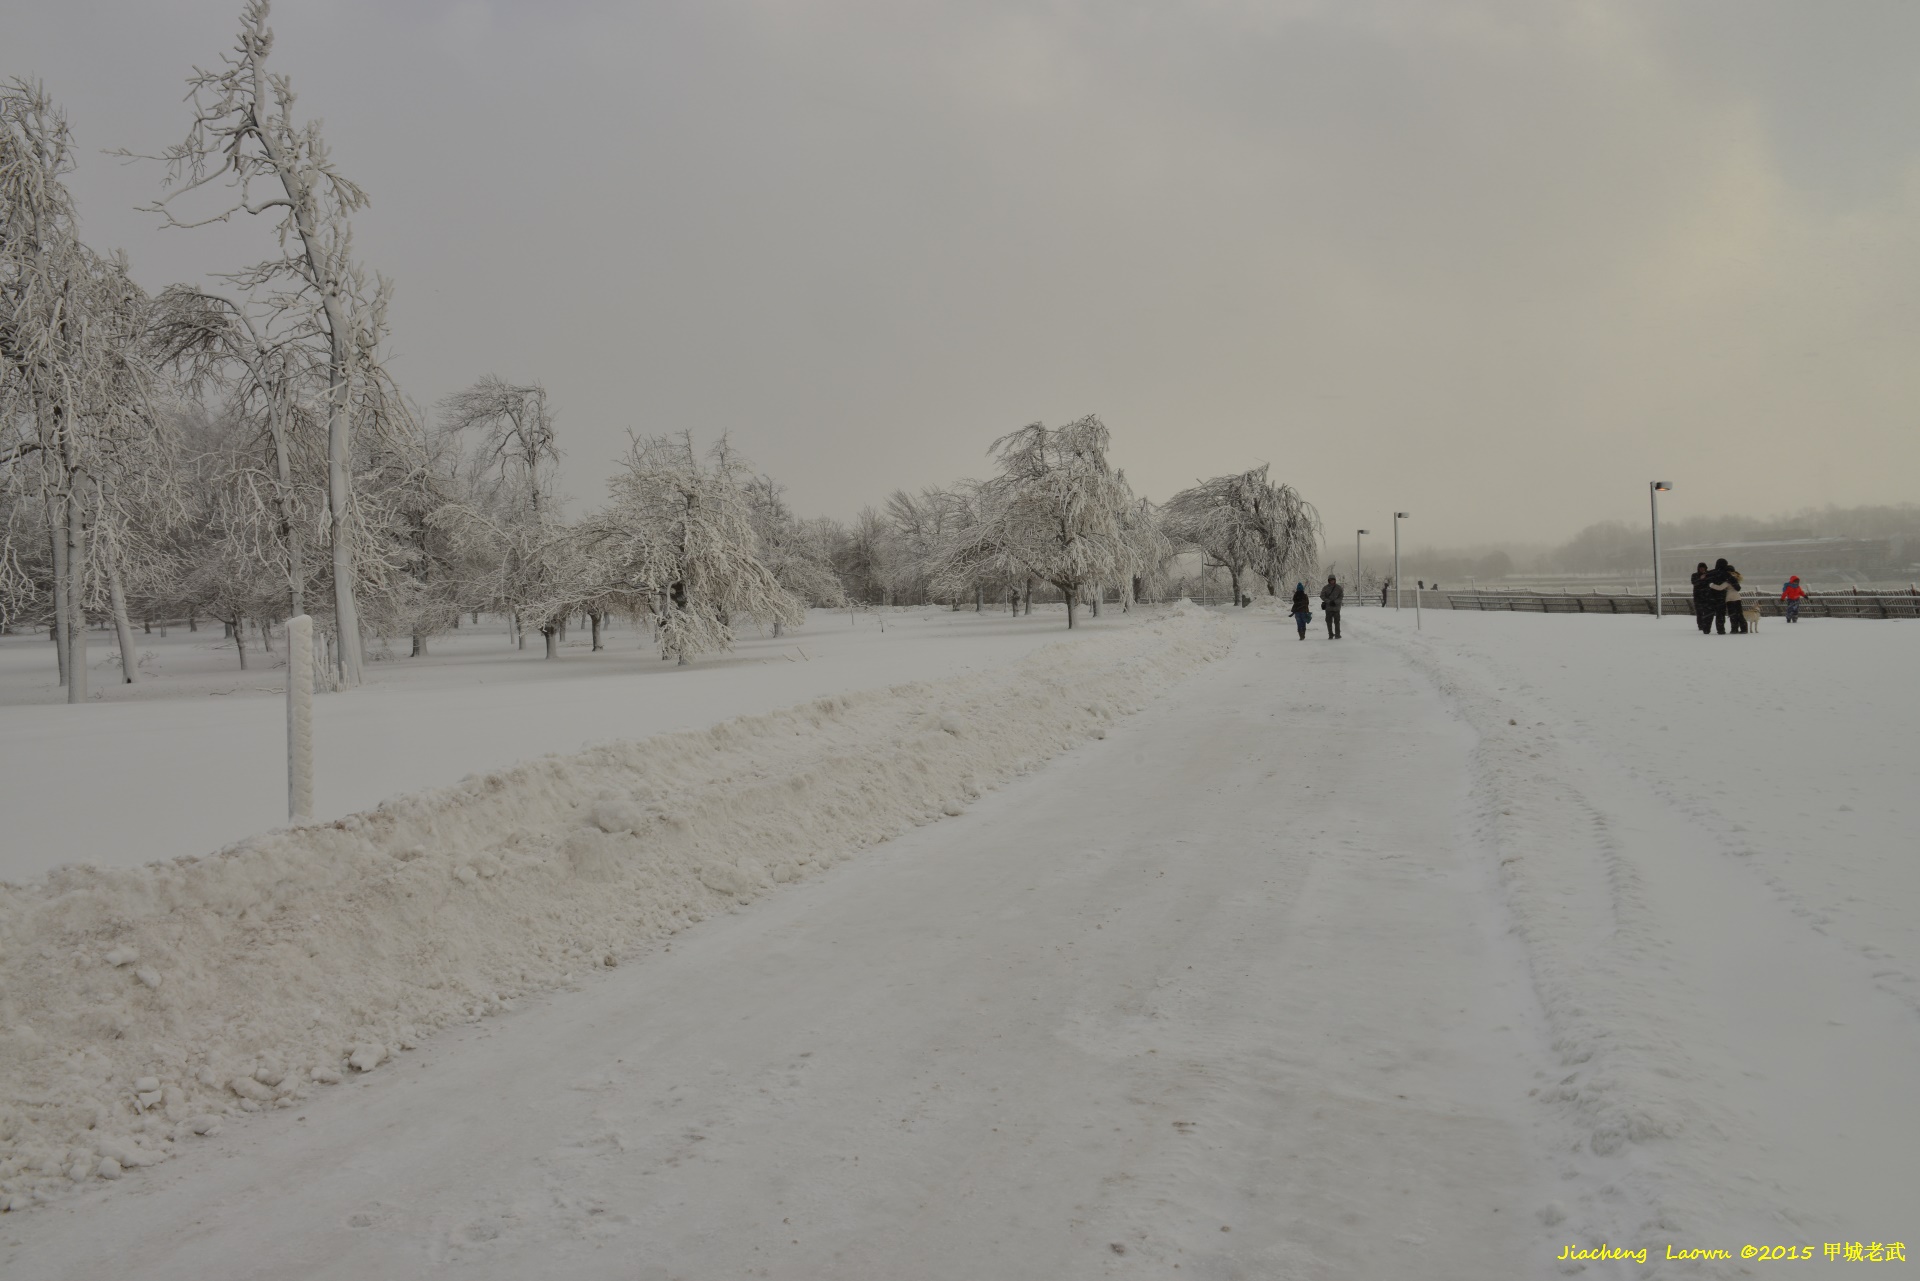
[12,0,1919,552]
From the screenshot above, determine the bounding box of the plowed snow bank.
[0,607,1229,1209]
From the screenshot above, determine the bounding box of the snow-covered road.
[9,608,1914,1279]
[4,616,1559,1279]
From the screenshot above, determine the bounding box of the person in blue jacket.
[1290,583,1311,639]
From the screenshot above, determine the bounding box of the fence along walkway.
[1444,591,1920,619]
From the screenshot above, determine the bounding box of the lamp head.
[1357,529,1370,535]
[1653,481,1672,492]
[1395,511,1410,518]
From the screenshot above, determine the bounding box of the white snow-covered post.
[286,614,313,821]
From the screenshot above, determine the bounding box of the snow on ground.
[1366,607,1920,1271]
[0,607,1085,880]
[1,604,1566,1279]
[1,604,1913,1279]
[0,605,1229,1221]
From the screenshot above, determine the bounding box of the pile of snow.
[0,608,1228,1209]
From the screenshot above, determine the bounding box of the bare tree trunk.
[976,585,983,612]
[48,501,68,686]
[325,379,362,687]
[66,485,87,704]
[269,393,305,618]
[188,611,197,632]
[543,625,558,659]
[258,617,273,653]
[771,619,783,639]
[107,561,138,684]
[1091,585,1102,618]
[411,632,427,657]
[1065,590,1078,630]
[246,51,364,686]
[1023,575,1035,616]
[231,617,248,670]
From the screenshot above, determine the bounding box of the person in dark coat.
[1704,558,1734,634]
[1690,562,1714,634]
[1290,583,1311,639]
[1319,574,1344,639]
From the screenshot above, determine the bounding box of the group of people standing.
[1690,560,1810,633]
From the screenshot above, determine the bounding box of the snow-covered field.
[0,607,1082,880]
[0,605,1913,1278]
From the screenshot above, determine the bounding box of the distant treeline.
[1390,503,1920,584]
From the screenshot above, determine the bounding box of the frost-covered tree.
[1163,465,1320,602]
[1118,494,1177,606]
[746,474,846,632]
[936,415,1141,629]
[1,80,169,698]
[151,285,323,621]
[880,486,968,605]
[831,506,892,605]
[592,433,802,663]
[438,376,567,652]
[135,0,397,686]
[439,377,556,519]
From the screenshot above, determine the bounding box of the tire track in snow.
[1374,617,1920,1277]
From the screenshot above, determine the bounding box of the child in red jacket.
[1780,575,1807,623]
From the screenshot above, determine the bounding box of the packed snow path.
[10,608,1914,1278]
[4,617,1555,1279]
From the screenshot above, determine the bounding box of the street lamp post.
[1356,530,1369,593]
[1649,482,1672,618]
[1393,512,1409,609]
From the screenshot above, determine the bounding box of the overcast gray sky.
[12,0,1920,551]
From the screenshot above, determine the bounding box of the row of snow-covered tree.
[0,2,1322,704]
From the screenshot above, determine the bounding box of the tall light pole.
[1649,482,1672,618]
[1393,512,1409,609]
[1356,530,1369,589]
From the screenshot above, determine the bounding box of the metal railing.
[1443,591,1920,619]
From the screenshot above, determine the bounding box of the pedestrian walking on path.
[1290,583,1311,640]
[1320,574,1344,639]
